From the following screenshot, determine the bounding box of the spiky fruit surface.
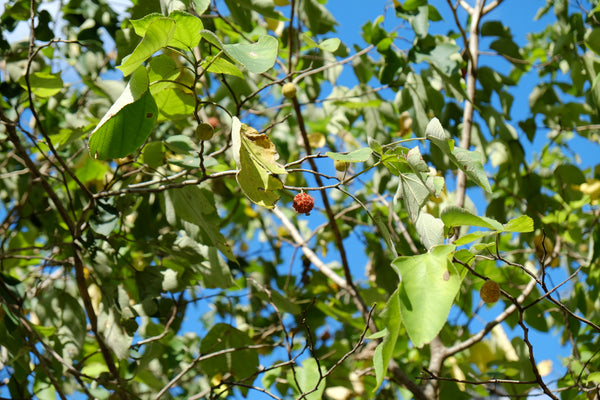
[282,82,297,99]
[480,280,500,304]
[293,192,314,214]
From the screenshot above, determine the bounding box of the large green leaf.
[373,290,401,392]
[392,245,460,348]
[231,117,286,208]
[224,35,279,74]
[89,66,157,160]
[118,17,176,76]
[200,323,259,379]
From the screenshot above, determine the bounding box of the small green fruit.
[282,82,297,99]
[334,160,349,172]
[196,123,215,140]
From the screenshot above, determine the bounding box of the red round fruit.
[293,192,314,215]
[207,117,220,128]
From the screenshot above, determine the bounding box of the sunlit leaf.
[416,212,445,250]
[89,66,157,160]
[326,147,372,162]
[224,35,279,74]
[503,215,534,233]
[19,71,63,97]
[169,10,203,50]
[231,117,286,208]
[441,206,504,231]
[449,147,492,192]
[118,18,176,76]
[289,357,326,400]
[392,245,460,348]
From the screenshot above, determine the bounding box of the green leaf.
[231,117,286,208]
[203,55,244,78]
[89,66,157,160]
[289,357,326,400]
[425,117,454,155]
[152,87,195,121]
[118,18,176,76]
[192,0,211,13]
[166,185,236,261]
[326,147,373,162]
[441,206,504,231]
[168,10,203,50]
[416,212,445,250]
[406,146,429,172]
[373,290,401,391]
[392,245,460,348]
[319,37,341,52]
[18,71,63,97]
[454,230,491,246]
[200,323,259,380]
[449,147,492,193]
[502,215,534,233]
[223,35,279,74]
[397,173,430,223]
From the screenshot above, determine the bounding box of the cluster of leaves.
[1,0,600,399]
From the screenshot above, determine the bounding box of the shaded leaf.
[373,290,400,392]
[200,323,259,380]
[167,185,236,261]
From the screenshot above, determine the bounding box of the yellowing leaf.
[231,117,286,208]
[577,178,600,200]
[537,360,553,377]
[469,341,495,373]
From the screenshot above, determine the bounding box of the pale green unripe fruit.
[282,82,297,99]
[334,160,349,172]
[196,123,215,140]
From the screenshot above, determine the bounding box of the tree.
[1,0,599,398]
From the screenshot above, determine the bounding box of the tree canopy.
[1,0,600,399]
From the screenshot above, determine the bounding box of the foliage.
[1,0,600,399]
